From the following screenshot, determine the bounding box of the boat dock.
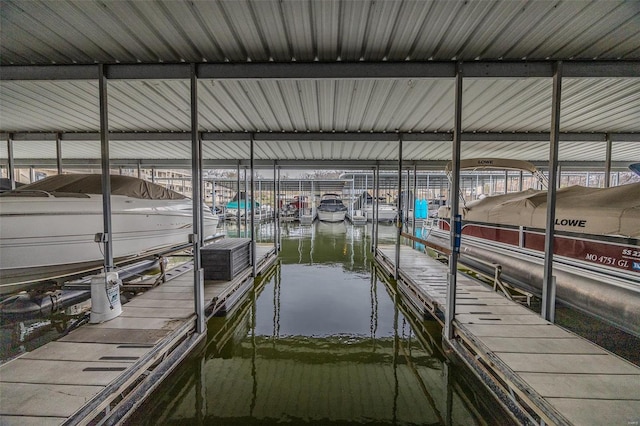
[375,244,640,426]
[0,242,277,425]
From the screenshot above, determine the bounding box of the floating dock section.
[375,244,640,426]
[0,242,277,425]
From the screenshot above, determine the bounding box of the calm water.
[128,221,510,425]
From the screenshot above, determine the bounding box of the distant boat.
[355,192,397,222]
[317,193,347,223]
[225,191,259,219]
[0,174,219,295]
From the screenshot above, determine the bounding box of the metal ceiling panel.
[109,80,191,131]
[55,139,100,159]
[561,78,640,132]
[0,81,99,132]
[2,1,639,65]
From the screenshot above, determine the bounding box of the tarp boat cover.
[2,174,186,200]
[440,183,640,238]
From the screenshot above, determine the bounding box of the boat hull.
[0,194,218,292]
[317,210,346,223]
[430,220,640,336]
[363,205,397,222]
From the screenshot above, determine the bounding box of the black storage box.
[200,238,252,281]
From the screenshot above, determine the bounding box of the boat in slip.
[356,192,398,223]
[432,159,640,335]
[317,193,347,223]
[0,174,219,295]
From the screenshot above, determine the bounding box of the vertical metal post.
[445,61,463,340]
[542,61,563,322]
[244,169,248,232]
[504,170,508,194]
[519,170,523,191]
[277,167,281,251]
[212,178,216,213]
[558,164,562,188]
[605,134,612,188]
[6,134,15,189]
[351,178,355,220]
[98,64,114,271]
[190,63,205,334]
[405,168,410,232]
[273,162,277,250]
[137,161,141,179]
[374,164,380,252]
[412,164,417,247]
[236,163,241,234]
[56,133,63,175]
[151,167,155,183]
[395,136,403,280]
[250,135,256,276]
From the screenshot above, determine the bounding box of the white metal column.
[395,137,403,280]
[190,63,205,334]
[445,62,463,341]
[541,61,563,323]
[98,64,114,271]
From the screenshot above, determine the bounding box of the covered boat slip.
[375,245,640,426]
[0,243,277,425]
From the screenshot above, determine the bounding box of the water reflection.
[129,222,507,425]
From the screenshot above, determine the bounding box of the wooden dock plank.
[462,323,572,338]
[59,327,171,344]
[520,373,640,399]
[124,298,194,308]
[19,342,151,362]
[0,415,67,426]
[456,313,550,325]
[500,353,640,374]
[481,337,608,354]
[120,306,194,319]
[545,399,640,426]
[89,316,182,330]
[0,383,103,417]
[0,359,130,385]
[131,291,195,300]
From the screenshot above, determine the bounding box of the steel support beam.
[98,64,114,271]
[605,134,612,188]
[273,162,278,251]
[542,62,563,323]
[3,131,638,145]
[250,135,256,277]
[6,134,15,189]
[2,61,639,81]
[55,133,63,175]
[2,157,635,172]
[395,137,403,280]
[190,64,205,335]
[445,62,463,341]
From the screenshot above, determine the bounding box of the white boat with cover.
[0,174,218,294]
[432,159,640,336]
[317,193,347,223]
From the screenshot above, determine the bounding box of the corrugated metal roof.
[2,0,638,64]
[1,77,639,134]
[0,0,639,167]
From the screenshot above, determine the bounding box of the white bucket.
[90,271,122,323]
